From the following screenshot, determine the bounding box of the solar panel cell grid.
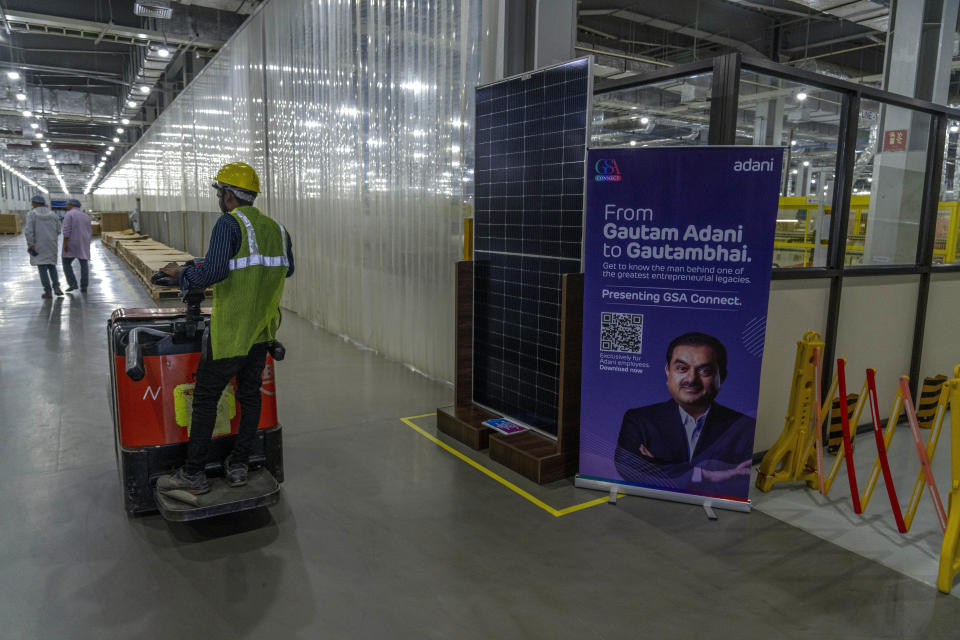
[473,58,590,435]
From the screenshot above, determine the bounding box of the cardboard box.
[0,213,22,234]
[99,211,131,233]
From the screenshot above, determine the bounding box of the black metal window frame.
[593,52,960,398]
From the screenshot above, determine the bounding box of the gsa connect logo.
[594,159,622,182]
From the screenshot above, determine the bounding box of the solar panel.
[473,57,592,436]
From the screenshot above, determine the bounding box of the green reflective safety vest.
[211,205,288,360]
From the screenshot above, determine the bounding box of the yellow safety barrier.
[758,334,951,511]
[899,377,947,532]
[821,375,948,515]
[938,367,960,593]
[755,331,823,492]
[820,376,867,494]
[825,377,903,509]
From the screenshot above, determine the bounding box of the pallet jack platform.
[154,469,280,521]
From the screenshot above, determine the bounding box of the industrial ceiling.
[1,0,254,197]
[5,0,957,198]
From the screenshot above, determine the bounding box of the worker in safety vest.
[156,162,294,495]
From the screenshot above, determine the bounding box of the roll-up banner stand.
[576,147,783,513]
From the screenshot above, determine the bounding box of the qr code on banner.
[601,312,643,353]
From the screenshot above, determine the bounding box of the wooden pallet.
[101,229,210,300]
[124,257,211,301]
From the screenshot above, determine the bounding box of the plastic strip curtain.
[95,0,481,381]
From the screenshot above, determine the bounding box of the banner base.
[575,476,751,514]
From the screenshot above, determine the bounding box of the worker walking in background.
[24,194,63,299]
[128,197,141,234]
[62,198,92,292]
[156,162,294,495]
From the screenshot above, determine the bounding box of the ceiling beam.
[3,10,225,53]
[14,62,124,84]
[0,133,131,146]
[0,107,144,127]
[579,8,767,59]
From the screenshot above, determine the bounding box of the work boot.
[53,286,63,296]
[223,455,248,487]
[156,467,210,494]
[66,286,77,292]
[41,290,51,299]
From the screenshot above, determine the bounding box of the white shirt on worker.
[678,405,709,482]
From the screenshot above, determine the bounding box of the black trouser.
[184,342,268,474]
[62,257,89,289]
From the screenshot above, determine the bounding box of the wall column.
[863,0,959,264]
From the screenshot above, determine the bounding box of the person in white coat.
[24,194,63,298]
[129,197,141,234]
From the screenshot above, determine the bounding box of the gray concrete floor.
[3,232,960,639]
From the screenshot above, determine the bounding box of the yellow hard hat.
[212,162,260,193]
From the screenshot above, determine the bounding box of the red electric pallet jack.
[107,270,284,521]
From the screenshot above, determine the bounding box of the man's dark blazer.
[614,399,755,497]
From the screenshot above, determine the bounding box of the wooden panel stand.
[437,263,584,484]
[488,273,583,484]
[437,261,496,449]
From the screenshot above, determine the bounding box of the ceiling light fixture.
[29,123,38,129]
[127,100,137,108]
[157,47,170,58]
[112,137,119,143]
[796,92,808,101]
[121,118,130,125]
[139,85,150,94]
[117,128,124,134]
[22,110,31,117]
[6,70,19,80]
[952,125,960,134]
[15,92,25,101]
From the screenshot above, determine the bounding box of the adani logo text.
[594,159,622,182]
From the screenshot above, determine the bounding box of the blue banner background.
[579,147,782,501]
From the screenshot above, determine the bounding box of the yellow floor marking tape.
[401,413,620,517]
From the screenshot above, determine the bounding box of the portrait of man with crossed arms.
[614,332,755,497]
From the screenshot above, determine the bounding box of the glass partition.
[591,73,712,148]
[851,98,933,267]
[736,70,844,268]
[935,119,960,265]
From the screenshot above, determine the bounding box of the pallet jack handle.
[125,327,172,381]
